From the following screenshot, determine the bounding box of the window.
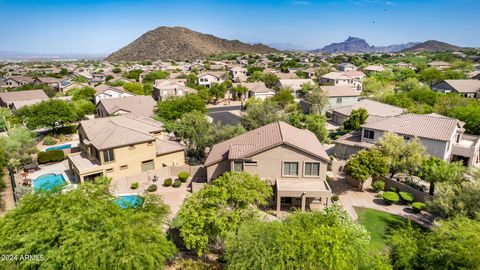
[233,161,244,171]
[456,134,461,143]
[103,149,115,163]
[147,141,153,146]
[120,165,128,170]
[105,168,114,173]
[283,161,299,176]
[403,136,411,142]
[304,162,320,176]
[336,97,343,104]
[244,160,257,166]
[141,160,155,172]
[363,129,374,140]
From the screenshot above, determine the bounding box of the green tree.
[123,82,145,95]
[246,70,263,82]
[241,100,281,130]
[0,107,12,132]
[263,73,279,88]
[390,216,480,270]
[306,89,330,115]
[231,85,248,100]
[418,157,465,195]
[72,76,88,83]
[174,172,272,256]
[225,205,391,270]
[123,69,143,81]
[300,81,316,96]
[142,70,169,84]
[447,103,480,135]
[0,127,36,169]
[209,82,227,104]
[426,180,480,219]
[72,99,96,119]
[270,89,295,109]
[376,133,428,177]
[156,94,206,121]
[112,67,122,74]
[419,67,444,86]
[68,86,96,102]
[343,108,368,131]
[170,111,212,160]
[0,177,176,269]
[304,114,329,143]
[345,149,388,187]
[17,99,77,130]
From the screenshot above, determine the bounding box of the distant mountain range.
[266,42,312,52]
[401,40,462,52]
[107,26,279,61]
[0,50,107,60]
[310,37,421,53]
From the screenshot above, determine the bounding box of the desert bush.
[383,191,400,204]
[371,180,385,192]
[399,192,414,203]
[43,136,57,145]
[178,171,189,182]
[130,182,139,190]
[412,202,425,213]
[163,178,173,187]
[331,194,339,202]
[172,179,182,188]
[147,184,158,192]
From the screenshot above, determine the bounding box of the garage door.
[141,160,155,172]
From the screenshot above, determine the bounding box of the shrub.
[147,184,157,192]
[0,178,5,192]
[172,179,182,188]
[43,136,57,145]
[331,194,339,202]
[412,202,425,213]
[399,192,415,203]
[371,180,385,192]
[390,187,399,193]
[383,191,400,204]
[178,171,189,182]
[163,178,173,187]
[130,182,139,190]
[37,150,65,164]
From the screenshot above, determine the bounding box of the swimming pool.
[114,195,144,209]
[33,173,66,192]
[45,144,72,151]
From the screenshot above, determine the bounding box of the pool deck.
[18,160,77,187]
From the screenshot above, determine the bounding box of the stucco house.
[363,65,387,73]
[0,89,49,108]
[229,66,248,82]
[334,113,480,167]
[204,121,332,214]
[432,80,480,98]
[320,85,362,109]
[233,82,275,100]
[274,79,315,97]
[1,76,35,89]
[94,84,134,104]
[428,61,452,70]
[153,79,197,101]
[331,99,405,125]
[319,72,364,91]
[197,72,225,88]
[337,63,358,72]
[96,95,156,118]
[68,114,185,182]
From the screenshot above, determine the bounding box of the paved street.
[207,105,242,126]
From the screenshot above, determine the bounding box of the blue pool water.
[45,144,72,151]
[33,173,66,192]
[114,195,144,209]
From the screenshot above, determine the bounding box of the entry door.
[141,160,155,172]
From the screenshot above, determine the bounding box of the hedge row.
[37,150,65,164]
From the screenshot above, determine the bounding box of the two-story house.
[229,66,248,82]
[94,84,135,104]
[205,121,332,214]
[274,78,316,97]
[67,114,185,182]
[197,72,225,88]
[96,96,156,118]
[319,71,364,91]
[337,63,358,72]
[334,113,480,167]
[432,80,480,98]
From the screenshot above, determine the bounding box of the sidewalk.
[0,170,16,216]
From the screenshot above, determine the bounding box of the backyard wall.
[383,177,433,203]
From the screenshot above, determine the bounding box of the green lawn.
[355,207,423,252]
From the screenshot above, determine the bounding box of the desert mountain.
[401,40,462,52]
[311,37,419,53]
[107,26,278,61]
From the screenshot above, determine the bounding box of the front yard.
[355,207,424,252]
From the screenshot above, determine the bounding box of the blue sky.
[0,0,479,54]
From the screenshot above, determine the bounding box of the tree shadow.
[373,198,389,206]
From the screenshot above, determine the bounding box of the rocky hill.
[311,37,419,53]
[107,26,278,61]
[401,40,462,52]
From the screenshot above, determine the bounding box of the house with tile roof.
[334,113,480,167]
[197,72,225,88]
[0,89,49,108]
[319,71,364,91]
[67,114,185,182]
[432,79,480,98]
[94,84,134,104]
[153,79,197,101]
[274,78,315,97]
[331,99,405,124]
[233,82,275,100]
[205,121,332,214]
[95,95,156,118]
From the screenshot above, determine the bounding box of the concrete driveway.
[207,105,242,126]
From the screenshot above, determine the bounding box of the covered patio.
[275,179,332,216]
